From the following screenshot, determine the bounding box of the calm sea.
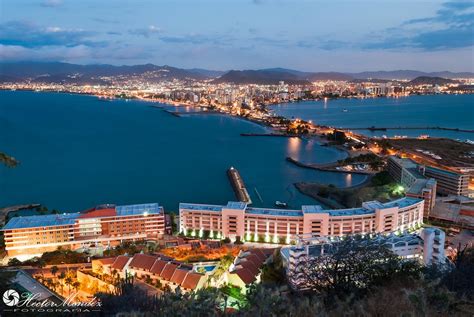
[272,94,474,140]
[0,90,365,213]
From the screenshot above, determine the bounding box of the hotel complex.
[179,197,424,243]
[2,203,168,258]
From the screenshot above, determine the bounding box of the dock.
[240,133,301,138]
[349,126,474,133]
[227,167,252,204]
[285,157,371,175]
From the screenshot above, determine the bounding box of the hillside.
[212,70,311,85]
[0,62,217,84]
[408,76,459,86]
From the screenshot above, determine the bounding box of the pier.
[349,126,474,133]
[240,133,301,138]
[227,167,252,204]
[285,157,371,175]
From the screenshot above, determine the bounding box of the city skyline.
[1,0,473,72]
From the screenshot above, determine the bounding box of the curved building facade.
[179,197,424,243]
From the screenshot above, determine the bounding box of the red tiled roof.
[170,268,189,285]
[244,254,263,268]
[150,260,167,276]
[111,256,130,271]
[78,208,116,219]
[181,272,205,290]
[129,254,157,271]
[237,260,259,277]
[160,263,179,281]
[248,249,267,262]
[96,257,116,265]
[233,268,256,284]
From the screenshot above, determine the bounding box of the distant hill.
[214,69,353,84]
[212,70,311,85]
[408,76,459,86]
[350,70,473,80]
[0,62,217,84]
[1,62,472,84]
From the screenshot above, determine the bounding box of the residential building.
[179,197,424,243]
[92,253,207,292]
[224,248,274,290]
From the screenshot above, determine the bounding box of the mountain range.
[0,62,472,85]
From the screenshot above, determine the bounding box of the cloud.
[0,44,152,62]
[0,21,102,48]
[160,33,234,46]
[40,0,63,8]
[128,25,162,38]
[364,0,474,50]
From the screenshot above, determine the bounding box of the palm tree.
[50,265,59,278]
[58,271,66,295]
[65,276,73,295]
[72,281,81,293]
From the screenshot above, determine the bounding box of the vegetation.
[9,248,89,266]
[338,152,384,170]
[260,249,286,286]
[296,170,403,208]
[290,235,422,298]
[103,241,149,257]
[325,130,347,144]
[161,244,241,262]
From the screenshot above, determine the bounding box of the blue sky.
[1,0,473,71]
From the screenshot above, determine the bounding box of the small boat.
[275,201,288,208]
[342,109,348,112]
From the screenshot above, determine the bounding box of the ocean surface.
[272,94,474,140]
[0,90,365,213]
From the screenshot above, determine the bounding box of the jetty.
[240,133,301,138]
[227,167,252,204]
[162,109,182,117]
[286,157,371,175]
[349,126,474,133]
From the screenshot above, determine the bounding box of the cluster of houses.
[91,248,275,293]
[225,248,275,290]
[92,253,207,292]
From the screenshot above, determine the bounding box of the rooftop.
[2,213,80,230]
[226,201,247,210]
[179,203,223,212]
[180,197,423,218]
[246,207,303,217]
[382,197,423,209]
[425,166,462,177]
[116,203,162,216]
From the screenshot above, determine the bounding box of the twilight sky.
[1,0,473,72]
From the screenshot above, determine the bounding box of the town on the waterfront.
[1,0,474,316]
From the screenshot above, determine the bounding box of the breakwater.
[227,167,252,204]
[285,157,371,175]
[349,126,474,133]
[240,133,301,138]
